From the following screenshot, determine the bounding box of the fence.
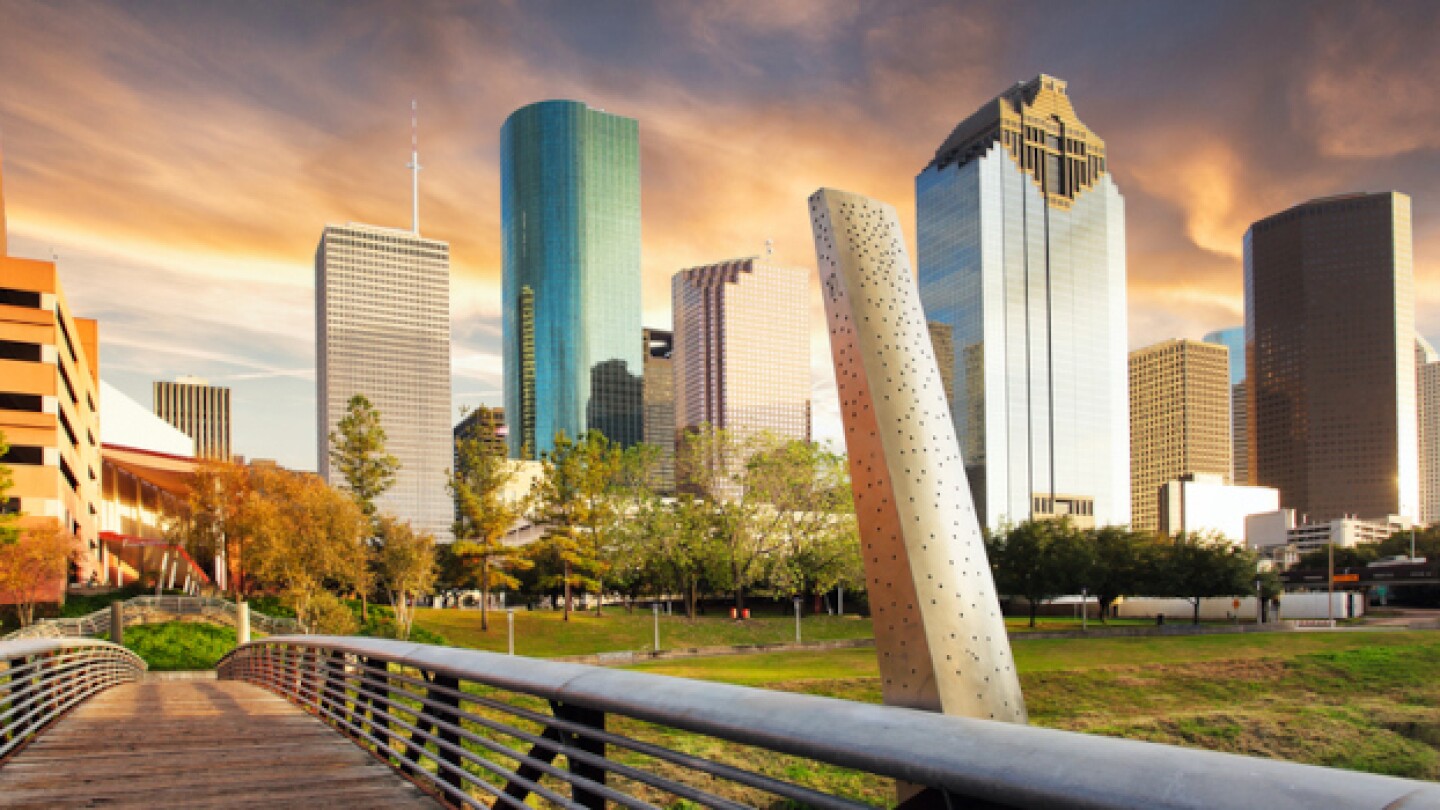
[2,596,303,642]
[218,636,1440,809]
[0,638,146,761]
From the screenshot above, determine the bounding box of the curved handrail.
[2,596,303,641]
[0,638,147,761]
[219,636,1440,810]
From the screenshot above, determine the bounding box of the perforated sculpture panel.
[809,188,1026,724]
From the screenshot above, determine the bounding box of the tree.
[647,496,723,620]
[0,430,17,545]
[0,525,74,626]
[166,459,250,594]
[1084,526,1158,623]
[530,431,619,620]
[756,442,862,610]
[328,394,399,621]
[246,468,369,632]
[449,414,532,630]
[605,444,664,613]
[1151,533,1257,624]
[329,394,399,522]
[374,517,437,641]
[988,519,1089,627]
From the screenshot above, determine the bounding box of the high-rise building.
[501,100,642,459]
[0,161,105,595]
[1417,337,1440,524]
[1245,192,1418,522]
[1128,339,1233,532]
[453,406,507,460]
[927,321,956,405]
[1204,326,1249,485]
[316,221,452,540]
[153,376,231,460]
[672,257,811,444]
[642,328,675,493]
[916,74,1129,531]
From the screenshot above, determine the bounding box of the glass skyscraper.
[501,100,642,458]
[916,75,1129,531]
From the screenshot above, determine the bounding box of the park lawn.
[411,607,874,657]
[120,621,238,671]
[628,630,1440,782]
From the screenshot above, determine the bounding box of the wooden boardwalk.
[0,680,440,808]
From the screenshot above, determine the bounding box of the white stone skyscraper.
[1416,336,1440,524]
[316,222,452,540]
[916,75,1129,531]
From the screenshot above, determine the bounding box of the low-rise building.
[1156,473,1279,542]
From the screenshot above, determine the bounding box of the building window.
[0,288,42,308]
[0,392,43,412]
[0,340,42,362]
[1,445,45,465]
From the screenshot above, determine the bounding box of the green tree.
[329,394,399,522]
[988,518,1088,627]
[531,431,620,620]
[1152,533,1258,624]
[757,442,862,609]
[374,517,437,641]
[0,429,17,545]
[449,412,532,630]
[1085,526,1158,623]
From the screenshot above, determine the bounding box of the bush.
[305,591,359,635]
[123,622,235,671]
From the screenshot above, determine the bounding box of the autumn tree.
[0,430,17,544]
[530,431,620,620]
[166,459,250,594]
[448,411,532,630]
[374,517,437,640]
[0,525,74,627]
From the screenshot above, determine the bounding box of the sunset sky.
[2,0,1438,470]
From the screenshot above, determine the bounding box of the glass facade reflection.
[501,101,643,458]
[916,76,1129,531]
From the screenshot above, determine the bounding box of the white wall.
[99,380,195,457]
[1115,592,1364,621]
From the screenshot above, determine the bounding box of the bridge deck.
[0,680,440,808]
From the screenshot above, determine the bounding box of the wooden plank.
[0,680,441,808]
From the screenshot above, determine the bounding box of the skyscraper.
[1128,339,1232,532]
[642,328,676,493]
[916,75,1129,531]
[153,376,231,460]
[1245,192,1417,523]
[1203,327,1249,486]
[316,222,452,540]
[672,257,811,443]
[501,100,642,459]
[1416,337,1440,524]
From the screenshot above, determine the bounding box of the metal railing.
[218,636,1440,810]
[0,638,147,761]
[2,596,303,641]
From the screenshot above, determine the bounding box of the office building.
[1157,473,1279,543]
[1204,326,1249,485]
[672,257,811,443]
[153,376,231,460]
[0,163,105,596]
[1246,508,1411,554]
[454,406,507,460]
[1129,339,1232,532]
[501,100,643,459]
[1245,192,1418,522]
[1418,337,1440,524]
[927,321,957,405]
[642,328,675,493]
[917,74,1129,531]
[316,221,452,541]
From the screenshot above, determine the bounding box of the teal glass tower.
[501,100,643,458]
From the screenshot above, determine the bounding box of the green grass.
[120,622,238,671]
[412,607,873,657]
[628,630,1440,783]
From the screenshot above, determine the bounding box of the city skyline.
[2,1,1440,469]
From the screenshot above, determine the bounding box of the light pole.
[653,602,660,652]
[1254,577,1263,625]
[506,609,515,656]
[1080,587,1088,632]
[794,597,802,644]
[1327,539,1335,624]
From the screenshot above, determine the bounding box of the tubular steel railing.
[2,595,303,641]
[218,636,1440,810]
[0,638,147,761]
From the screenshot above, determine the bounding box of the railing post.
[235,601,250,646]
[432,674,463,791]
[555,701,607,809]
[110,602,124,647]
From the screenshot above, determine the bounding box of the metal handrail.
[0,638,147,761]
[218,636,1440,809]
[2,595,304,641]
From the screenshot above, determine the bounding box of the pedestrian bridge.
[1,637,1436,810]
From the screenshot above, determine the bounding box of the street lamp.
[1080,587,1088,632]
[794,597,802,644]
[1254,577,1262,625]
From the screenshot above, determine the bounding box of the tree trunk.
[360,592,368,624]
[1191,599,1201,625]
[480,558,490,632]
[1028,599,1039,628]
[1099,595,1114,625]
[687,576,698,620]
[563,560,572,621]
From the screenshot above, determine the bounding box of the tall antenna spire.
[407,99,421,234]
